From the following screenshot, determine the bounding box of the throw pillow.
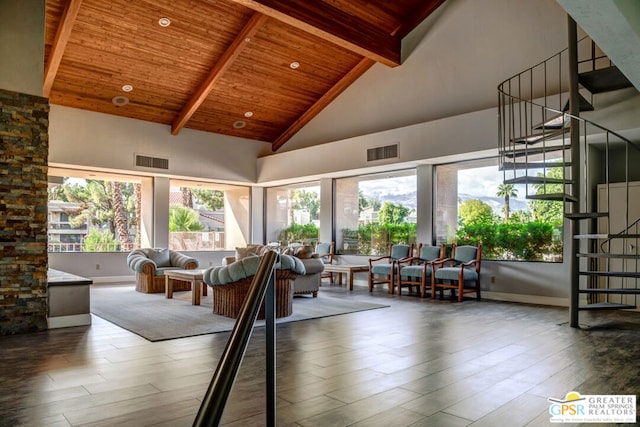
[148,248,171,267]
[235,247,251,260]
[290,245,313,259]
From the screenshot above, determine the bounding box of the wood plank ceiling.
[45,0,446,151]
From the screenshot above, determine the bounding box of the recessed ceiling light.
[112,95,129,106]
[290,61,300,69]
[233,120,246,129]
[244,37,251,43]
[122,84,133,92]
[158,17,171,27]
[244,111,253,118]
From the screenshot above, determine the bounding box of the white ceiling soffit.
[556,0,640,92]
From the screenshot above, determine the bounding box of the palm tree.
[169,205,204,232]
[496,183,518,222]
[134,183,141,249]
[111,181,132,251]
[181,187,193,208]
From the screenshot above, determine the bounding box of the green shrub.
[278,223,319,245]
[456,220,554,261]
[83,229,119,252]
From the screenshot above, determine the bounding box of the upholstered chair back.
[390,244,412,260]
[316,242,332,255]
[454,245,478,264]
[418,245,442,262]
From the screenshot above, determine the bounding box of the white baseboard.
[89,275,134,284]
[482,291,568,307]
[349,280,569,307]
[48,314,91,329]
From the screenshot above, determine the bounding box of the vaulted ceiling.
[44,0,446,151]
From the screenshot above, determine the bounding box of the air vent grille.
[135,154,169,170]
[367,144,398,162]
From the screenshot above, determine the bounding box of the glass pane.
[335,170,416,255]
[266,182,320,246]
[168,182,250,251]
[435,158,563,261]
[48,174,142,253]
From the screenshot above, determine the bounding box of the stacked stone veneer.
[0,88,49,334]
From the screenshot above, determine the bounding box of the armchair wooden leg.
[368,273,373,292]
[431,277,436,299]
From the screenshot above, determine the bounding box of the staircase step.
[579,288,640,294]
[511,128,569,145]
[526,193,577,202]
[579,302,637,311]
[562,93,594,112]
[499,161,571,171]
[577,253,639,259]
[504,176,571,185]
[575,233,640,239]
[533,114,569,130]
[565,212,608,219]
[502,145,570,158]
[580,271,640,278]
[579,66,634,94]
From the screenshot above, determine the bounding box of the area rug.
[90,285,388,342]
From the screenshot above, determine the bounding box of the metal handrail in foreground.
[193,250,279,427]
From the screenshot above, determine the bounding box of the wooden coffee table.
[322,264,369,290]
[165,269,207,305]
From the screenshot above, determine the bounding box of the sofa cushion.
[371,263,393,275]
[283,245,313,259]
[299,257,324,274]
[236,244,272,260]
[435,267,478,281]
[148,248,171,267]
[204,254,304,285]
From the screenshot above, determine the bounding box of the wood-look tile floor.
[1,283,639,427]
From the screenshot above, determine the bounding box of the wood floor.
[1,283,639,426]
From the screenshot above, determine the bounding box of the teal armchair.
[397,243,445,297]
[431,244,482,302]
[368,243,413,294]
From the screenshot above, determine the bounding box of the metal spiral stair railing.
[497,34,640,321]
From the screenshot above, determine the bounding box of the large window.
[435,158,563,261]
[266,182,320,246]
[169,180,250,251]
[335,170,417,255]
[48,169,143,253]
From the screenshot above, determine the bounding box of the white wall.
[49,105,264,184]
[0,0,44,96]
[257,108,498,185]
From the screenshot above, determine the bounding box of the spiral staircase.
[497,21,640,327]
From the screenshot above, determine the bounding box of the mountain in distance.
[459,193,530,214]
[368,191,531,216]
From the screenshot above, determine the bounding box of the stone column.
[0,0,49,334]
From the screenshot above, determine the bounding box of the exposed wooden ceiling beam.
[43,0,83,98]
[229,0,400,67]
[394,0,447,39]
[171,13,268,135]
[271,58,375,152]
